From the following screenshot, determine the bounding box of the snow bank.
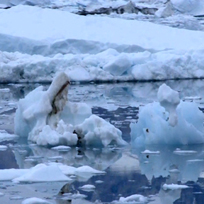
[14,72,126,147]
[131,84,204,145]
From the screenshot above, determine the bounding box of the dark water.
[1,81,204,203]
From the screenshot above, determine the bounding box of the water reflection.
[1,81,204,203]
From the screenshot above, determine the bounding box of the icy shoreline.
[0,4,204,83]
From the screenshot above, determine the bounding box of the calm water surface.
[0,80,204,204]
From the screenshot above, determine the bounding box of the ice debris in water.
[79,184,96,192]
[131,83,204,145]
[162,183,189,191]
[22,197,52,204]
[118,194,148,203]
[14,72,127,147]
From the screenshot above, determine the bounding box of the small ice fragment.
[0,88,10,93]
[173,149,197,155]
[0,145,7,151]
[163,184,189,190]
[183,96,202,101]
[51,146,71,151]
[10,195,23,200]
[79,184,96,192]
[22,197,52,204]
[119,194,148,203]
[95,180,103,184]
[141,150,160,154]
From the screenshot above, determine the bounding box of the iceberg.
[131,83,204,146]
[14,72,127,147]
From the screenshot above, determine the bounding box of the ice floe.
[131,83,204,145]
[116,194,148,203]
[14,72,127,147]
[22,197,52,204]
[162,183,189,191]
[0,130,18,142]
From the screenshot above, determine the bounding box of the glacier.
[0,5,204,83]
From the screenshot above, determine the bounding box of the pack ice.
[131,83,204,145]
[14,72,127,147]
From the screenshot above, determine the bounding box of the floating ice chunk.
[13,163,71,183]
[15,72,126,147]
[51,145,71,152]
[0,169,28,181]
[141,150,160,154]
[163,183,189,191]
[131,84,204,145]
[79,184,96,192]
[0,145,7,151]
[118,194,148,203]
[75,114,127,147]
[157,83,180,127]
[15,72,70,137]
[22,197,52,204]
[30,122,77,146]
[75,165,105,174]
[173,149,197,155]
[0,130,18,142]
